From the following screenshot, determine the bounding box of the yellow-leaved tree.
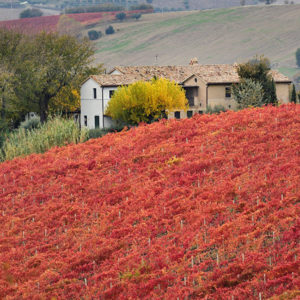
[105,78,188,125]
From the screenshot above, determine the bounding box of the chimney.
[189,57,198,66]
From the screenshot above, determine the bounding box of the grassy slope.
[0,105,299,298]
[93,5,300,78]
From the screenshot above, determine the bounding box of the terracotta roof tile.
[90,74,144,86]
[92,64,291,86]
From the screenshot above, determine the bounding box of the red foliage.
[0,104,299,299]
[0,10,151,34]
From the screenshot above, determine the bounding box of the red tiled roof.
[89,64,291,86]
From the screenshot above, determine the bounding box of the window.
[174,111,181,119]
[187,111,193,118]
[194,78,198,83]
[84,115,87,127]
[198,111,203,114]
[93,88,97,99]
[95,116,100,128]
[109,90,115,98]
[225,86,231,98]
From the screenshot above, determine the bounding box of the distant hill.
[153,0,256,10]
[1,104,299,298]
[0,9,150,33]
[92,5,300,78]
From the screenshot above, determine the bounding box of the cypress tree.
[269,79,277,105]
[291,84,297,103]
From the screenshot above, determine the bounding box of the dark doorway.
[184,87,198,107]
[95,116,100,128]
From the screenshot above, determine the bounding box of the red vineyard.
[0,105,300,299]
[0,10,151,34]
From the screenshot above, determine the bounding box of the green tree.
[105,78,188,125]
[13,32,95,123]
[232,79,264,109]
[88,30,102,40]
[19,8,43,18]
[105,25,115,35]
[131,13,141,20]
[291,84,297,103]
[57,15,83,39]
[49,63,104,114]
[296,48,300,68]
[0,69,15,126]
[0,29,22,127]
[236,55,277,105]
[130,4,153,10]
[183,0,190,9]
[116,12,126,21]
[259,0,276,4]
[268,78,277,104]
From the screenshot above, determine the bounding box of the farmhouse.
[80,59,291,129]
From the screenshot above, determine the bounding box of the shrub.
[88,30,102,40]
[20,8,43,19]
[206,105,227,114]
[88,125,125,140]
[131,13,142,20]
[65,4,124,14]
[232,79,264,109]
[0,121,9,150]
[88,128,107,139]
[296,48,300,68]
[0,116,88,161]
[130,4,153,10]
[116,12,126,21]
[20,116,41,130]
[105,25,115,35]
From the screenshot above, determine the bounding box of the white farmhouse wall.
[80,78,118,129]
[276,83,290,104]
[103,87,118,112]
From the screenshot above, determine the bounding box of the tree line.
[0,29,103,130]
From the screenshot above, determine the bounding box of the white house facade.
[80,77,118,129]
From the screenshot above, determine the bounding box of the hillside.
[0,10,146,33]
[93,5,300,78]
[0,105,299,298]
[0,6,60,21]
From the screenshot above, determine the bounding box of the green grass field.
[90,5,300,79]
